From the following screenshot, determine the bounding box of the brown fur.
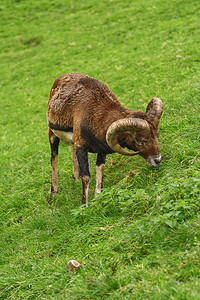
[47,73,163,205]
[47,73,147,146]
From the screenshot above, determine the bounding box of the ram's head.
[106,98,163,167]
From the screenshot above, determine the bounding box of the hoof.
[47,189,58,204]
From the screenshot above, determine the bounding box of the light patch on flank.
[52,129,73,145]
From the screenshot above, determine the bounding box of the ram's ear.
[146,98,163,128]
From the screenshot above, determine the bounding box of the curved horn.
[146,98,163,127]
[106,118,150,156]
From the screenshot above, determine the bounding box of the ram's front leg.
[95,153,106,195]
[76,146,90,207]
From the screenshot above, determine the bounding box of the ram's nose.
[154,155,161,165]
[147,155,161,167]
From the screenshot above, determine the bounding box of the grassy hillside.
[0,0,200,298]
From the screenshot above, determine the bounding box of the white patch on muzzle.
[146,155,161,167]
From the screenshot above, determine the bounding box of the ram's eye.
[135,141,146,146]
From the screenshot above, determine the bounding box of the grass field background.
[0,0,200,298]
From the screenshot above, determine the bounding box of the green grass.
[0,0,200,298]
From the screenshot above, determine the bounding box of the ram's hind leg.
[48,127,60,198]
[70,146,80,180]
[95,153,106,195]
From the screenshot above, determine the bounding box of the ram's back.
[47,73,123,129]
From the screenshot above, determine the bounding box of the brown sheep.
[47,73,163,206]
